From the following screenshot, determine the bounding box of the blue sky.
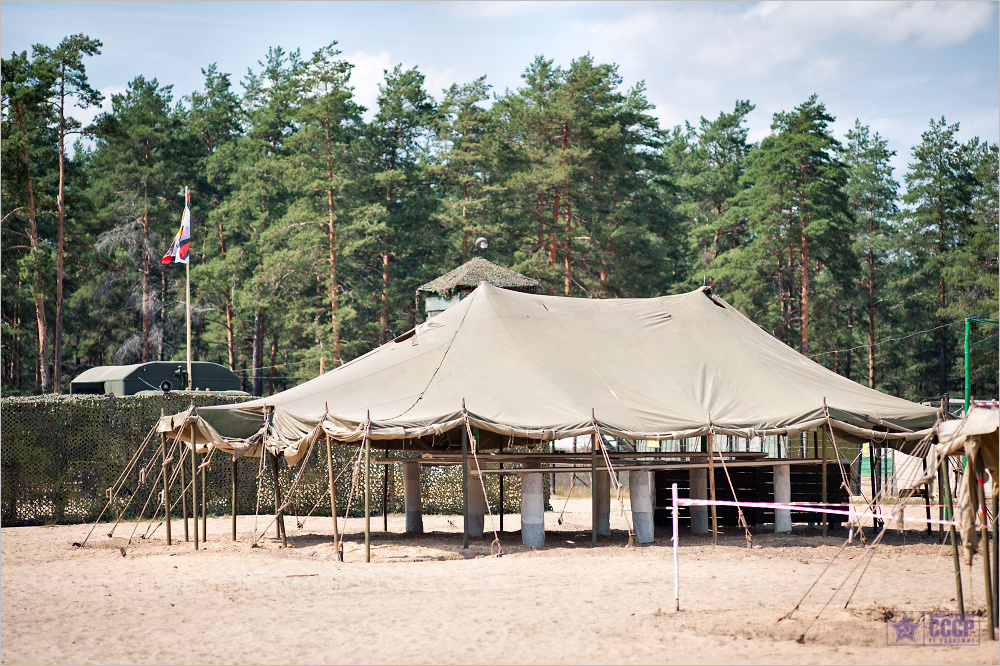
[3,1,997,178]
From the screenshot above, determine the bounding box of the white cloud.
[446,1,554,20]
[345,50,395,115]
[573,1,994,84]
[763,1,995,48]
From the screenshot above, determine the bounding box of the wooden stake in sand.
[672,482,680,611]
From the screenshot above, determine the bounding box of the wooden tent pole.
[179,434,188,542]
[943,462,965,617]
[161,409,171,546]
[364,411,371,563]
[462,422,469,549]
[591,419,598,548]
[972,460,996,640]
[231,457,237,541]
[922,456,932,536]
[325,433,340,547]
[201,451,207,542]
[498,429,505,532]
[821,429,828,537]
[383,445,389,532]
[938,463,946,543]
[993,492,999,631]
[191,422,198,551]
[708,432,717,544]
[274,453,287,547]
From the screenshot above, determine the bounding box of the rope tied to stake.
[593,421,635,547]
[463,411,504,558]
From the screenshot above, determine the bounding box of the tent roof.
[417,257,541,296]
[190,284,938,459]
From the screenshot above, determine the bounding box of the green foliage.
[1,40,996,407]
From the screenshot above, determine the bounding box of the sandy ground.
[1,496,996,665]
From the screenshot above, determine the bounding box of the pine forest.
[3,37,998,403]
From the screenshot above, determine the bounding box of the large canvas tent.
[159,284,938,462]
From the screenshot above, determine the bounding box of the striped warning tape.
[674,497,981,528]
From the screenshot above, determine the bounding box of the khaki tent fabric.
[918,408,999,563]
[160,284,938,463]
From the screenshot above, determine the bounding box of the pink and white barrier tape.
[674,497,982,528]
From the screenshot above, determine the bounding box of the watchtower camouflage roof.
[417,257,541,296]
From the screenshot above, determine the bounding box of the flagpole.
[185,186,192,390]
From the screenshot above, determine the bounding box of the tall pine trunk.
[867,221,876,389]
[937,194,947,396]
[252,309,265,397]
[141,172,152,363]
[268,333,279,396]
[797,186,810,356]
[13,98,53,393]
[54,71,68,392]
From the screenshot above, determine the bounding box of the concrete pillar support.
[774,463,791,533]
[466,464,486,538]
[690,468,709,534]
[594,469,611,536]
[521,463,544,547]
[630,470,654,544]
[402,461,423,534]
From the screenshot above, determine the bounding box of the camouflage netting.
[1,394,535,527]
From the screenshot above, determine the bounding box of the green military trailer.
[70,361,245,396]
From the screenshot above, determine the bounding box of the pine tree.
[285,43,363,368]
[87,76,181,365]
[489,55,672,297]
[900,118,979,396]
[714,95,855,354]
[208,47,305,395]
[357,64,439,343]
[434,76,492,265]
[665,100,756,285]
[32,35,103,391]
[840,121,899,387]
[1,50,58,392]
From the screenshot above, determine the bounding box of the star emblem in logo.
[891,613,921,643]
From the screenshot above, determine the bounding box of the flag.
[162,190,191,265]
